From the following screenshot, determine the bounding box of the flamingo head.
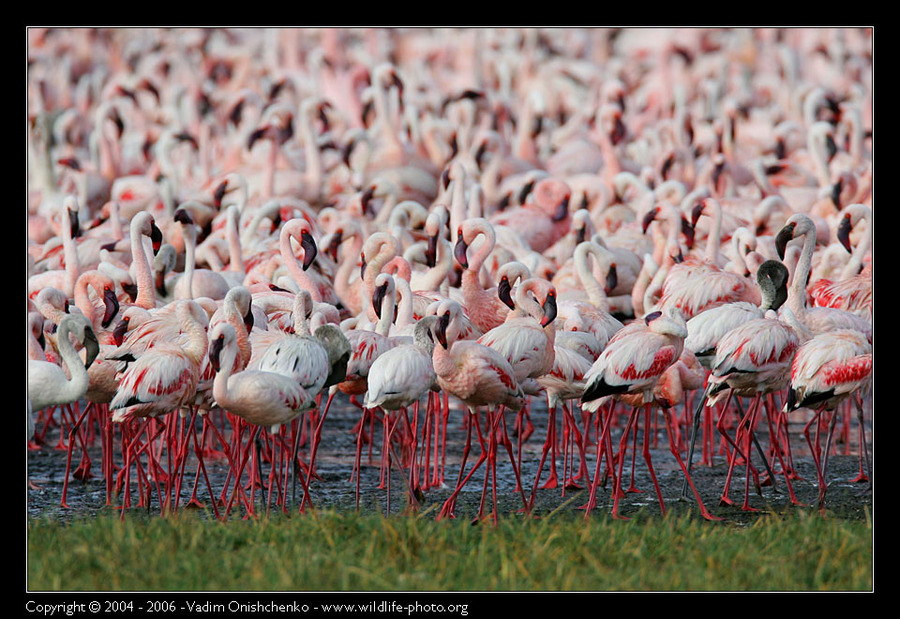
[774,222,797,260]
[605,263,618,296]
[498,275,515,310]
[837,213,854,254]
[540,289,557,327]
[299,228,318,271]
[435,309,451,349]
[101,283,120,329]
[453,231,468,269]
[425,230,439,269]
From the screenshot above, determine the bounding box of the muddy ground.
[26,394,874,525]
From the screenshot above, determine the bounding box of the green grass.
[27,508,873,592]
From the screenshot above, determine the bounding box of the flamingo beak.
[102,287,120,329]
[837,215,853,253]
[641,208,659,234]
[605,264,618,296]
[425,233,439,269]
[359,252,367,280]
[150,221,163,255]
[244,305,255,332]
[498,277,515,310]
[213,180,229,208]
[775,223,796,260]
[300,230,318,271]
[540,291,557,327]
[69,208,82,239]
[551,195,570,223]
[436,311,450,349]
[326,230,343,262]
[112,318,129,346]
[454,236,469,269]
[83,327,100,370]
[575,224,587,245]
[209,335,224,372]
[373,282,387,319]
[681,217,695,250]
[122,282,138,303]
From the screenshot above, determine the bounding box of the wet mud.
[26,394,873,524]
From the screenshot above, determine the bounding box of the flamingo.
[807,203,872,322]
[363,315,440,503]
[698,308,802,511]
[208,321,317,515]
[28,196,83,299]
[172,208,232,301]
[430,298,527,522]
[453,218,517,333]
[784,328,873,509]
[579,307,717,520]
[28,314,100,414]
[775,212,872,340]
[653,197,762,319]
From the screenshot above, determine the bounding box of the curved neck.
[58,319,90,397]
[841,207,871,279]
[280,226,322,302]
[574,243,610,311]
[131,218,157,309]
[788,225,816,318]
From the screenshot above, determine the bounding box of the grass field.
[26,506,873,593]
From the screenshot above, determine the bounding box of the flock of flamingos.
[26,28,873,523]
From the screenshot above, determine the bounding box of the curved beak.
[373,282,388,319]
[150,220,163,255]
[575,224,587,245]
[605,264,618,296]
[213,179,229,208]
[69,208,82,239]
[540,291,557,327]
[83,327,100,370]
[112,318,129,346]
[435,311,450,349]
[300,229,318,271]
[453,235,469,269]
[690,202,705,228]
[101,287,120,329]
[498,277,515,310]
[359,252,367,281]
[243,304,255,332]
[209,335,224,372]
[425,232,439,269]
[831,178,843,209]
[641,207,659,234]
[551,195,569,223]
[681,216,695,250]
[325,229,343,262]
[837,215,853,253]
[122,282,138,303]
[775,223,796,260]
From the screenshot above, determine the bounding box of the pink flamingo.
[453,218,515,333]
[700,308,802,511]
[208,321,316,517]
[807,203,872,322]
[785,328,873,509]
[775,213,872,340]
[654,197,762,319]
[108,299,210,513]
[580,308,718,520]
[430,299,527,522]
[488,177,572,253]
